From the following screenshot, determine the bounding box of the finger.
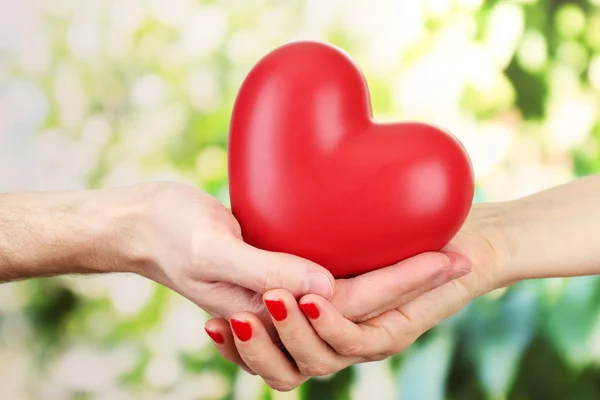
[332,252,466,321]
[263,289,356,377]
[208,236,335,300]
[398,255,476,335]
[204,318,255,375]
[350,251,472,322]
[189,281,262,318]
[298,294,403,360]
[196,283,281,343]
[229,312,308,392]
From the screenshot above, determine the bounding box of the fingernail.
[299,302,320,319]
[205,327,224,344]
[452,268,471,279]
[264,299,287,321]
[446,251,472,279]
[231,319,252,342]
[303,273,334,299]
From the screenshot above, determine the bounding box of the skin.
[0,181,468,348]
[0,182,335,316]
[207,173,600,392]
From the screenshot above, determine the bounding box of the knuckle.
[267,378,300,392]
[338,342,365,357]
[263,266,282,293]
[366,342,407,362]
[368,353,388,362]
[241,351,266,366]
[298,361,336,377]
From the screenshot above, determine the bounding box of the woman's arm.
[503,173,600,281]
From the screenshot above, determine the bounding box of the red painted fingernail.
[264,299,287,321]
[300,302,320,319]
[231,319,252,342]
[205,327,224,344]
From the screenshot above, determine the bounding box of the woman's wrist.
[483,196,557,287]
[497,174,600,283]
[486,200,524,288]
[459,201,518,290]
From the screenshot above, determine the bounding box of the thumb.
[210,237,335,300]
[332,252,456,322]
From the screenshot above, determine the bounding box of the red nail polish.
[264,299,287,321]
[231,319,252,342]
[300,302,320,319]
[205,327,224,344]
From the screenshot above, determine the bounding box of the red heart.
[228,41,474,278]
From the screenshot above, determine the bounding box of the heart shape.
[228,41,474,278]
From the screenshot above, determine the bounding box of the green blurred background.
[1,0,600,399]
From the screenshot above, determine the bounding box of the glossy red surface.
[228,41,474,278]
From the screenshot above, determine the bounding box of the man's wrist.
[79,185,156,277]
[0,190,110,279]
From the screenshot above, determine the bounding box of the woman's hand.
[204,203,508,390]
[204,251,474,383]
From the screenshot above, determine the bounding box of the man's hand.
[118,182,338,319]
[0,182,338,317]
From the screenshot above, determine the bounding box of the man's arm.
[0,189,138,281]
[0,182,345,316]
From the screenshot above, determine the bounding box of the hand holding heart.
[206,203,506,390]
[119,182,340,320]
